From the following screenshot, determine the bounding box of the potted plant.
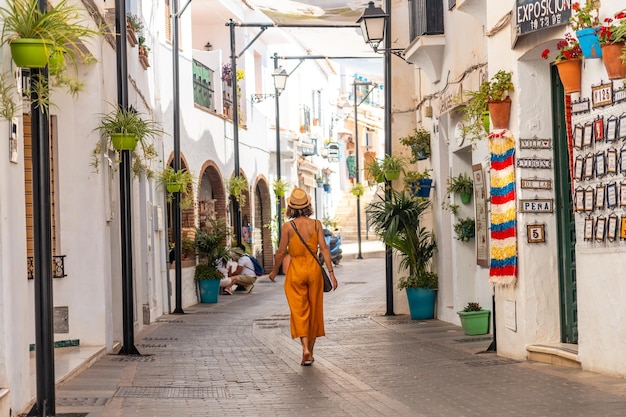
[404,168,433,198]
[541,33,583,93]
[194,218,232,303]
[126,13,143,47]
[461,70,513,140]
[226,175,248,207]
[158,167,194,208]
[457,302,490,335]
[138,34,150,69]
[92,104,163,176]
[273,178,289,197]
[399,127,431,162]
[569,0,601,58]
[446,172,474,204]
[0,0,99,69]
[367,190,438,320]
[381,153,407,181]
[351,182,365,197]
[365,157,385,184]
[597,10,626,80]
[453,217,475,242]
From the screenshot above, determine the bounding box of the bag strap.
[290,220,324,268]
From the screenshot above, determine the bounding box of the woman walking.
[268,188,338,366]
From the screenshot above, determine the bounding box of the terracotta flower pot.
[488,98,511,130]
[555,59,582,94]
[601,42,626,80]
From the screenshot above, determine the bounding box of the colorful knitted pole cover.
[489,130,517,286]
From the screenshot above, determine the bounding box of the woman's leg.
[308,337,316,361]
[300,336,312,365]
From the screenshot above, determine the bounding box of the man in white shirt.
[227,245,257,293]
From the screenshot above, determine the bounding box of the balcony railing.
[409,0,444,42]
[27,255,67,280]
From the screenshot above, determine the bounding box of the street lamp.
[358,0,395,316]
[272,64,288,248]
[357,1,387,53]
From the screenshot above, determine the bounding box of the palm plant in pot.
[367,190,438,319]
[194,218,232,303]
[457,302,490,335]
[157,166,194,209]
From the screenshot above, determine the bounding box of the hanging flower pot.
[601,42,626,80]
[9,38,53,68]
[110,133,139,151]
[460,191,472,204]
[166,183,183,193]
[384,170,401,181]
[576,27,602,58]
[488,98,511,130]
[555,59,582,94]
[416,179,433,198]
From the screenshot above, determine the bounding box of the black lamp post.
[272,64,288,242]
[358,0,395,316]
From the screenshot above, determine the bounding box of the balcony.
[404,0,446,82]
[27,255,67,280]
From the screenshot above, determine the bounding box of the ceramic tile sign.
[519,137,552,150]
[592,82,613,108]
[520,198,553,213]
[572,98,590,115]
[527,223,546,243]
[521,178,552,189]
[517,157,552,169]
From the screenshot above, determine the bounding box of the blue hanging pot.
[576,27,602,59]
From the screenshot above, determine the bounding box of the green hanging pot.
[110,133,139,151]
[384,170,401,181]
[460,191,472,204]
[166,183,183,193]
[10,38,54,68]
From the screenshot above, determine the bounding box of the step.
[526,343,580,369]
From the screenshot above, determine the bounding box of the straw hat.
[287,187,311,209]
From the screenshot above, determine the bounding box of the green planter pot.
[166,183,183,193]
[198,279,220,303]
[460,191,472,204]
[110,133,139,151]
[385,170,400,181]
[406,287,436,320]
[10,38,53,68]
[458,309,490,335]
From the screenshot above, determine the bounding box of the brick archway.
[253,176,273,270]
[197,161,226,230]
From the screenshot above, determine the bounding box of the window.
[193,59,214,110]
[409,0,444,42]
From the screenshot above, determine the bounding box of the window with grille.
[193,59,214,110]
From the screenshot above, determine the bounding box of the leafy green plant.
[226,176,249,207]
[446,172,474,196]
[273,178,289,197]
[364,157,384,184]
[322,215,339,230]
[381,153,407,180]
[462,302,482,312]
[0,72,19,120]
[399,127,431,162]
[92,104,163,177]
[351,182,364,197]
[453,217,475,242]
[367,190,437,289]
[194,218,233,281]
[461,70,513,143]
[126,13,144,33]
[158,167,194,209]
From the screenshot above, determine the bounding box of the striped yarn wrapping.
[489,130,517,286]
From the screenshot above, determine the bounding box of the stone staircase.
[333,184,383,241]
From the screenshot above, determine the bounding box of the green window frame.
[192,59,214,110]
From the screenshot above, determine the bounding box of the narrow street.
[48,242,626,417]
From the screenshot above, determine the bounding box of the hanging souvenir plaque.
[596,184,605,209]
[594,118,605,142]
[583,123,593,147]
[584,217,594,241]
[584,153,595,179]
[607,182,618,208]
[584,187,595,212]
[596,151,606,178]
[619,115,626,140]
[607,148,618,175]
[607,213,618,242]
[606,116,618,142]
[575,187,585,212]
[595,216,606,241]
[574,124,584,149]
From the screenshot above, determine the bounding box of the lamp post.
[353,80,376,260]
[358,0,395,316]
[272,64,288,242]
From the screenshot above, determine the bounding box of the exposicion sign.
[515,0,571,36]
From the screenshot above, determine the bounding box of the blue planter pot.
[405,287,436,319]
[416,179,433,198]
[576,28,602,59]
[323,184,331,192]
[198,279,220,303]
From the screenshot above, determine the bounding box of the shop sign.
[520,198,554,213]
[515,0,571,37]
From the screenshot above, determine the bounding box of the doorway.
[551,65,578,344]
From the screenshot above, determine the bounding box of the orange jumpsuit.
[284,226,325,340]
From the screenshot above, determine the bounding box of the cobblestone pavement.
[52,246,626,417]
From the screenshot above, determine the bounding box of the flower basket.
[166,183,183,193]
[576,27,602,58]
[601,42,626,80]
[416,179,433,198]
[488,98,511,130]
[555,59,582,93]
[9,38,52,68]
[458,309,490,335]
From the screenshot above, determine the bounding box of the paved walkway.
[32,243,626,416]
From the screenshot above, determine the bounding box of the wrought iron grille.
[27,255,67,280]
